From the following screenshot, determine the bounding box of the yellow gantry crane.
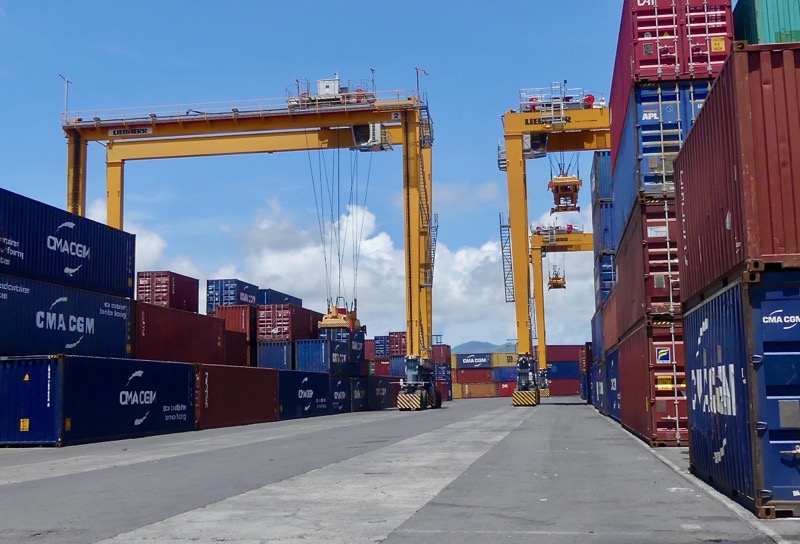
[498,81,610,377]
[62,74,437,363]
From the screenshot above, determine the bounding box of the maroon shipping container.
[136,271,199,313]
[603,290,620,352]
[257,304,322,342]
[545,345,582,362]
[390,382,401,407]
[388,331,407,357]
[134,303,225,365]
[497,381,515,398]
[548,378,581,396]
[373,358,391,377]
[222,330,248,367]
[618,319,687,447]
[364,339,375,361]
[195,365,279,430]
[213,305,257,343]
[676,43,800,309]
[432,344,452,364]
[610,0,733,170]
[456,368,493,384]
[434,380,450,403]
[615,199,681,337]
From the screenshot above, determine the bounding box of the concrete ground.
[0,396,798,543]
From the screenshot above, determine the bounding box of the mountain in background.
[451,341,516,354]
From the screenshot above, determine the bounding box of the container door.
[751,276,800,503]
[681,0,732,79]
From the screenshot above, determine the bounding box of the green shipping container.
[734,0,800,44]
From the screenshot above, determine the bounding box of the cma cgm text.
[47,237,90,259]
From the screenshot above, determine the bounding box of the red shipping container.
[195,365,279,430]
[610,0,733,171]
[432,344,452,364]
[545,345,582,362]
[134,303,225,365]
[257,304,322,342]
[213,305,258,343]
[461,383,497,399]
[618,319,687,447]
[136,271,199,313]
[602,289,620,352]
[365,339,375,361]
[434,380,450,403]
[388,331,407,357]
[222,330,248,367]
[676,43,800,309]
[615,199,681,338]
[548,378,581,396]
[456,368,493,384]
[390,382,401,407]
[373,358,391,377]
[497,382,515,398]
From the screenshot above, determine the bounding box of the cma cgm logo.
[462,354,488,364]
[353,389,365,400]
[119,370,156,426]
[47,223,91,277]
[298,377,314,399]
[691,364,737,416]
[763,309,800,330]
[239,285,256,305]
[36,297,95,349]
[334,391,347,401]
[637,0,655,5]
[375,387,388,396]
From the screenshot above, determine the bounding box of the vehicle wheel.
[433,389,443,409]
[419,390,428,410]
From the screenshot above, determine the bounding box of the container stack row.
[0,186,401,447]
[449,346,583,399]
[590,0,734,447]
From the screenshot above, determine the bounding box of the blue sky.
[0,1,621,348]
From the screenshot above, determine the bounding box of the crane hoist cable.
[305,130,372,314]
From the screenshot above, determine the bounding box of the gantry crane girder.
[501,104,609,370]
[62,93,435,359]
[530,231,593,370]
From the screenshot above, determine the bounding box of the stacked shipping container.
[675,43,800,518]
[590,0,732,447]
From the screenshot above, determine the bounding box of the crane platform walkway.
[0,398,797,543]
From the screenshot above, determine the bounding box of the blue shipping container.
[605,348,621,421]
[594,254,616,309]
[319,327,366,362]
[433,363,451,381]
[350,378,367,412]
[331,362,367,379]
[492,367,517,382]
[295,339,348,373]
[612,80,712,248]
[0,356,195,446]
[546,361,581,379]
[591,150,612,203]
[206,279,258,313]
[257,288,302,307]
[0,274,133,358]
[592,201,616,256]
[390,356,406,377]
[591,308,604,362]
[456,353,492,369]
[592,362,606,412]
[277,370,329,420]
[686,272,800,517]
[367,376,393,411]
[257,341,293,370]
[329,377,350,414]
[0,187,136,298]
[374,335,390,358]
[580,373,589,402]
